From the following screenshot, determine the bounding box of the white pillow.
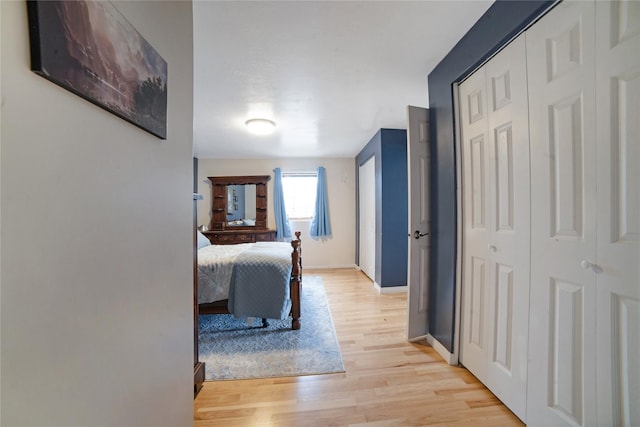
[243,218,255,226]
[197,230,211,249]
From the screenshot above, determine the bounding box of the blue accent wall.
[356,129,408,288]
[380,130,408,286]
[426,0,554,352]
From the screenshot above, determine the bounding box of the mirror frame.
[207,175,270,230]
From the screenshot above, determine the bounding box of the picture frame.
[27,0,168,139]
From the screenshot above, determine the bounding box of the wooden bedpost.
[290,231,302,330]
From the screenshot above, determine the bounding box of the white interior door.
[482,35,530,421]
[527,2,598,425]
[459,35,530,421]
[359,157,376,281]
[595,2,640,425]
[459,65,491,384]
[457,3,638,424]
[406,105,430,340]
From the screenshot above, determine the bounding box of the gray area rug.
[198,275,345,381]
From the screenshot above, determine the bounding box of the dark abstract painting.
[27,0,167,139]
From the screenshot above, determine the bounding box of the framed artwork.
[27,0,168,139]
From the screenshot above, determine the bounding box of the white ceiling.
[193,1,492,159]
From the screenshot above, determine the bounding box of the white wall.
[197,158,356,268]
[0,0,3,416]
[1,1,194,425]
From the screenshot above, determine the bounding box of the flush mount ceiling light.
[245,118,276,135]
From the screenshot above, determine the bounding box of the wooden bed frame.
[198,231,303,330]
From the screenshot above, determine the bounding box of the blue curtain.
[273,168,292,240]
[310,166,332,237]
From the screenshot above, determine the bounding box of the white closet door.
[527,2,598,425]
[483,35,530,421]
[459,65,491,384]
[595,2,640,425]
[359,157,376,281]
[459,35,530,421]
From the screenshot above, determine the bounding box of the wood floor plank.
[194,268,523,426]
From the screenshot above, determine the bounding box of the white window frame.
[281,171,318,220]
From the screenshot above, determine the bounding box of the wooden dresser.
[203,229,276,245]
[205,175,276,245]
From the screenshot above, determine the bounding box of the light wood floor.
[194,268,523,426]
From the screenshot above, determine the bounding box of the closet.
[459,34,531,421]
[458,1,639,425]
[527,2,639,425]
[359,156,376,281]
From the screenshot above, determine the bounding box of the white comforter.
[197,243,252,304]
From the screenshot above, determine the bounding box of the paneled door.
[594,1,640,425]
[359,156,376,281]
[406,106,430,340]
[482,36,530,421]
[527,2,598,425]
[459,63,490,384]
[458,35,530,421]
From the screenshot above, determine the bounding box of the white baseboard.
[374,283,408,294]
[408,334,428,343]
[303,264,357,270]
[426,334,458,365]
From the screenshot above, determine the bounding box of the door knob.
[413,230,430,239]
[580,260,603,273]
[488,244,497,252]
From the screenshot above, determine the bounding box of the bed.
[196,231,302,330]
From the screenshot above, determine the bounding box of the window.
[282,172,317,219]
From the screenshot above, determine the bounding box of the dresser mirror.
[225,184,256,226]
[208,175,270,230]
